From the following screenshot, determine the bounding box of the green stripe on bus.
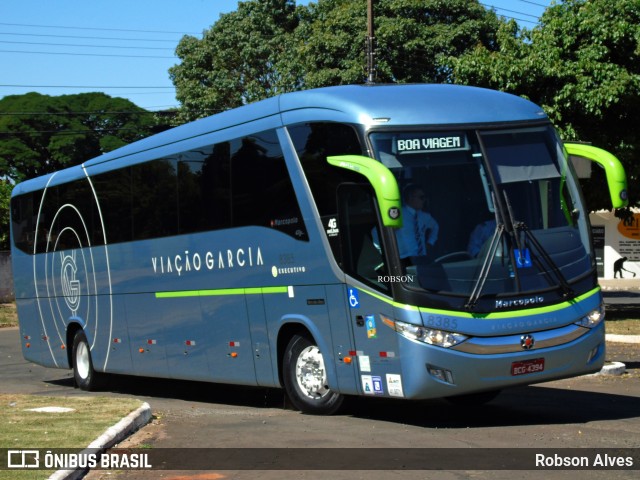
[357,286,600,319]
[156,286,288,298]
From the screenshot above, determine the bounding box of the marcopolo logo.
[495,296,545,309]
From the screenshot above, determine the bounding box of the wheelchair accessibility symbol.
[348,288,360,309]
[514,248,532,269]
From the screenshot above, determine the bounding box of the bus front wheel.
[72,330,103,391]
[283,334,344,415]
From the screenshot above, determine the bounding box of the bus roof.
[278,83,547,127]
[13,84,548,195]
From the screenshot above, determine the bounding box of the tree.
[170,0,504,119]
[452,0,640,210]
[170,0,300,122]
[0,92,159,183]
[294,0,502,87]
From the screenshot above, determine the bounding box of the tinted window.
[12,129,307,254]
[178,142,231,234]
[11,190,43,253]
[132,159,178,241]
[289,123,363,218]
[231,130,307,240]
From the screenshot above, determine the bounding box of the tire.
[72,330,103,391]
[282,334,344,415]
[445,390,501,406]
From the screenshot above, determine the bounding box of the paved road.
[1,327,639,480]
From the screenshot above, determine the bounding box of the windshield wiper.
[465,221,505,310]
[502,190,574,299]
[515,222,574,298]
[465,192,506,310]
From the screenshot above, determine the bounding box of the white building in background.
[590,209,640,279]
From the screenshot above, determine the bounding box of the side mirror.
[565,143,628,209]
[327,155,402,228]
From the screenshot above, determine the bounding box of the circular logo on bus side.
[33,176,113,370]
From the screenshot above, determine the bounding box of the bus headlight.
[574,305,605,328]
[383,317,468,348]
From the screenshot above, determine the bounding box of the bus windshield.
[369,126,593,300]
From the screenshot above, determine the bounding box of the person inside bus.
[396,184,439,265]
[467,218,497,257]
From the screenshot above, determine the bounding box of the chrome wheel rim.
[295,345,329,399]
[76,341,90,380]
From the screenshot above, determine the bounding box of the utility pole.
[366,0,376,84]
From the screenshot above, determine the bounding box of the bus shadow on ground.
[349,384,640,428]
[45,373,640,429]
[47,373,288,409]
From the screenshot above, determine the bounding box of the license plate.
[511,358,545,376]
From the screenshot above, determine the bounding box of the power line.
[0,84,173,89]
[0,31,181,43]
[0,31,182,43]
[481,3,540,20]
[0,40,174,51]
[0,49,175,59]
[0,22,201,36]
[517,0,549,8]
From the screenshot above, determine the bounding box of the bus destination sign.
[396,132,467,154]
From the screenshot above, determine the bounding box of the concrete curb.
[597,361,627,376]
[48,401,152,480]
[606,334,640,343]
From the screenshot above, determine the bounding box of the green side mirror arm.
[565,143,628,209]
[327,155,402,227]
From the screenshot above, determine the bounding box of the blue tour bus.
[10,84,627,414]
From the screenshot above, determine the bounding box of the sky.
[0,0,551,112]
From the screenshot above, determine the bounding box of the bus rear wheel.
[283,334,344,415]
[72,330,103,391]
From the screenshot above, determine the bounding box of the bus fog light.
[427,365,455,384]
[586,345,601,364]
[575,305,605,328]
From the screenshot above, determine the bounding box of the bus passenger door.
[337,184,398,395]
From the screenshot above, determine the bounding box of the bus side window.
[231,130,308,241]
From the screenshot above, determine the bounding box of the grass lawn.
[0,394,144,480]
[0,303,17,328]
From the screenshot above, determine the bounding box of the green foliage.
[452,0,640,210]
[170,0,301,122]
[170,0,504,120]
[0,92,159,183]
